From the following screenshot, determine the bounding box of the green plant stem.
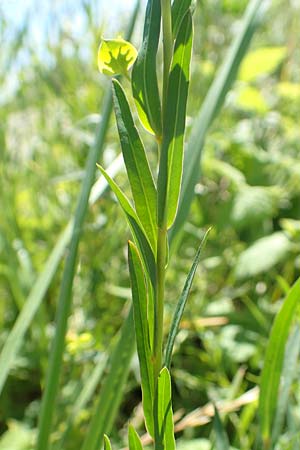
[160,0,173,113]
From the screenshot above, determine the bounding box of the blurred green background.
[1,0,300,449]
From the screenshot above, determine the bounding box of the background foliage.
[1,0,300,449]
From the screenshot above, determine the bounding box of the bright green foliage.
[132,0,162,136]
[154,368,176,450]
[259,277,300,446]
[112,79,157,252]
[104,435,112,450]
[128,425,144,450]
[239,46,287,82]
[128,242,154,437]
[157,10,193,229]
[98,38,138,76]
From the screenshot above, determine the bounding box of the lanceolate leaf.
[128,242,154,437]
[170,0,268,244]
[112,79,157,252]
[259,277,300,446]
[104,435,112,450]
[157,11,193,228]
[128,425,144,450]
[97,165,156,289]
[213,405,230,450]
[132,0,162,136]
[171,0,192,38]
[154,367,176,450]
[165,228,210,369]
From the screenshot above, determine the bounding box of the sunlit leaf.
[128,425,144,450]
[157,10,193,229]
[104,435,112,450]
[132,0,162,135]
[154,367,176,450]
[259,278,300,446]
[171,0,192,38]
[98,38,138,76]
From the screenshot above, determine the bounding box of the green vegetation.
[0,1,300,449]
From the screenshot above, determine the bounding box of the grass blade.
[128,423,144,450]
[128,242,154,437]
[165,228,210,369]
[171,0,192,38]
[112,79,157,251]
[154,367,176,450]
[213,405,230,450]
[81,307,135,450]
[157,10,193,229]
[272,324,300,445]
[259,277,300,447]
[132,0,162,136]
[35,5,140,448]
[170,0,267,243]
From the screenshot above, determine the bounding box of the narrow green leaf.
[165,228,210,369]
[128,242,154,437]
[171,0,192,38]
[170,0,268,244]
[213,405,230,450]
[132,0,162,136]
[97,165,156,288]
[157,10,193,229]
[112,79,157,251]
[81,307,135,450]
[128,425,144,450]
[154,367,176,450]
[104,435,112,450]
[272,325,300,445]
[259,277,300,446]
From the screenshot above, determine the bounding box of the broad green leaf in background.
[112,79,157,251]
[171,0,192,38]
[259,277,300,446]
[128,242,154,437]
[234,232,291,279]
[132,0,162,136]
[154,367,176,450]
[213,405,230,450]
[128,425,144,450]
[170,0,268,245]
[157,10,193,228]
[165,228,210,369]
[238,46,287,82]
[97,165,156,288]
[81,308,135,450]
[98,38,138,76]
[235,85,268,113]
[104,435,112,450]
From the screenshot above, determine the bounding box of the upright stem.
[161,0,173,113]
